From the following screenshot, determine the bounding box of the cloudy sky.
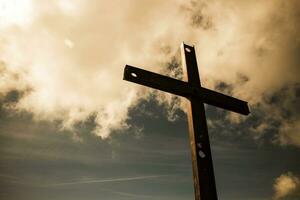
[0,0,300,199]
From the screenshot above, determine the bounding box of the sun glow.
[0,0,34,28]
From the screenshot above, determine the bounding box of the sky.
[0,0,300,199]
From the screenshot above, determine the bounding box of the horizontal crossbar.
[124,65,250,115]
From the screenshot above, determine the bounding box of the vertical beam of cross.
[181,43,218,200]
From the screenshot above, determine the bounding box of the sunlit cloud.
[0,0,34,28]
[273,172,300,199]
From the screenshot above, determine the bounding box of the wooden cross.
[123,43,250,200]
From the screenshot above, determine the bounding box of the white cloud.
[273,172,300,199]
[0,0,189,138]
[0,0,34,28]
[0,0,299,141]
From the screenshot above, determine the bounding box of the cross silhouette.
[123,43,250,200]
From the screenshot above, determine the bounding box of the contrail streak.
[49,174,170,187]
[101,188,157,199]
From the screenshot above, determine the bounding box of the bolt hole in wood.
[197,143,202,148]
[199,150,206,158]
[185,47,191,52]
[131,72,138,77]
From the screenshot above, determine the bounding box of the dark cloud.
[180,0,213,29]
